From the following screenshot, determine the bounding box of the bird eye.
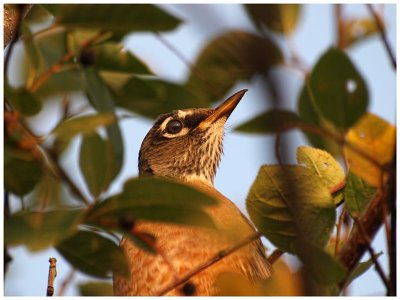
[166,119,183,134]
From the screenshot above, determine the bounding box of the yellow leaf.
[261,260,304,296]
[344,113,395,187]
[214,272,264,296]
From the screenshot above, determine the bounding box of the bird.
[113,89,272,296]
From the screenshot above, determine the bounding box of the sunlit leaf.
[79,133,113,198]
[52,113,116,141]
[83,68,124,180]
[56,230,129,279]
[261,260,304,296]
[245,4,301,34]
[297,85,340,156]
[4,146,43,196]
[246,165,335,253]
[344,113,395,187]
[342,18,380,48]
[112,76,208,119]
[50,4,181,33]
[79,281,113,296]
[186,30,283,102]
[309,47,368,129]
[234,109,301,134]
[5,209,84,252]
[297,146,345,205]
[87,177,217,229]
[215,272,264,296]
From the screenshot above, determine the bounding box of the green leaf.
[52,113,117,141]
[344,251,383,287]
[51,4,181,32]
[234,109,301,134]
[296,146,345,205]
[87,43,153,75]
[344,172,377,218]
[79,133,113,198]
[246,165,335,253]
[34,69,85,99]
[186,30,283,102]
[56,230,129,279]
[5,86,42,116]
[5,209,84,252]
[4,146,43,196]
[83,68,124,180]
[112,76,208,119]
[309,47,369,129]
[245,4,301,34]
[79,281,113,296]
[295,241,346,285]
[87,177,217,229]
[295,240,346,292]
[297,84,340,155]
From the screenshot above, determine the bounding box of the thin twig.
[46,257,57,296]
[56,269,75,296]
[335,4,346,49]
[156,232,262,296]
[267,249,284,265]
[366,4,396,70]
[354,218,391,293]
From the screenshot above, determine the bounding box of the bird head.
[138,89,247,186]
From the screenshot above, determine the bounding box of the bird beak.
[197,89,247,130]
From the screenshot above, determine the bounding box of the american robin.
[113,89,272,296]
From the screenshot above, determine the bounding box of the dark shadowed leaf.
[87,177,217,229]
[52,113,116,141]
[297,84,340,156]
[4,146,43,196]
[83,68,124,180]
[50,4,181,33]
[344,172,377,218]
[112,76,208,119]
[295,241,346,285]
[79,281,113,296]
[57,230,129,279]
[5,209,84,252]
[309,48,368,129]
[245,4,301,34]
[186,30,283,102]
[79,133,113,198]
[87,43,153,75]
[246,165,335,253]
[235,109,301,134]
[5,86,42,116]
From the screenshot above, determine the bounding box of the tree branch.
[366,4,396,70]
[338,183,391,289]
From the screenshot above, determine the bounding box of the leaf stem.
[56,269,75,296]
